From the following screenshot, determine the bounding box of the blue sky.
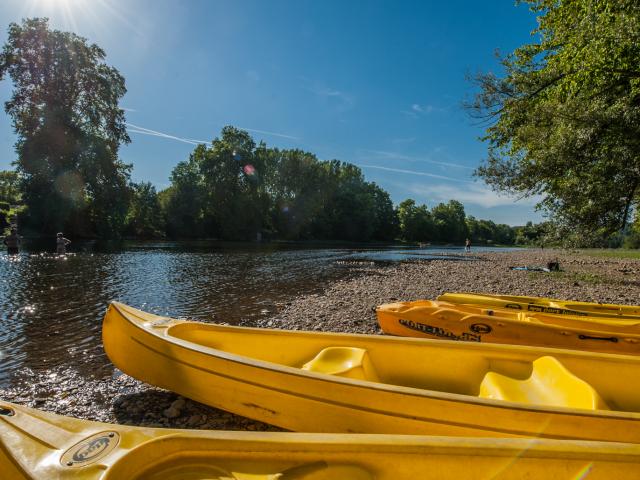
[0,0,543,225]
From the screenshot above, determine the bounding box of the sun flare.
[22,0,125,40]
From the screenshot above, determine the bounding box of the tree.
[0,170,20,204]
[431,200,468,243]
[125,182,164,238]
[265,148,327,239]
[397,199,432,242]
[0,169,22,232]
[0,18,131,237]
[468,0,640,243]
[367,183,398,241]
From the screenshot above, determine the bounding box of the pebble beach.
[2,248,640,431]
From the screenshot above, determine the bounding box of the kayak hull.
[3,401,640,479]
[103,302,640,442]
[439,293,640,319]
[376,301,640,355]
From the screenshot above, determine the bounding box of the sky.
[0,0,544,226]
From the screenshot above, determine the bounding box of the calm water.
[0,242,513,387]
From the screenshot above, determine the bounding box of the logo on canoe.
[61,431,119,467]
[398,318,481,342]
[470,323,492,334]
[73,436,111,462]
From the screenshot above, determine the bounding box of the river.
[0,242,515,388]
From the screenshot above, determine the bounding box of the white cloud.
[301,78,355,111]
[404,103,446,117]
[411,103,435,114]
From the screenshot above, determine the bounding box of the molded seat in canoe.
[103,302,640,443]
[3,401,640,479]
[479,356,609,410]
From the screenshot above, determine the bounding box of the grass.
[527,270,608,285]
[578,249,640,259]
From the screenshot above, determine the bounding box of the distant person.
[465,238,471,253]
[4,228,20,255]
[56,232,71,254]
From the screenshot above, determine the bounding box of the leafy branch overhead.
[468,0,640,242]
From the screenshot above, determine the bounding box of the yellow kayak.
[103,302,640,442]
[439,292,640,319]
[4,402,640,480]
[376,300,640,355]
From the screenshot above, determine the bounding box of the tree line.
[1,124,527,245]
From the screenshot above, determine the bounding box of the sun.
[22,0,113,37]
[36,0,86,5]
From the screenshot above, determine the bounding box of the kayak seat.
[478,356,609,410]
[301,347,380,382]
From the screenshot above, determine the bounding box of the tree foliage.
[468,0,640,243]
[467,216,515,245]
[163,128,399,242]
[0,18,131,237]
[125,182,164,238]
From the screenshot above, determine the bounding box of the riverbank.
[2,248,640,430]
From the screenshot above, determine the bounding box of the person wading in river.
[56,232,71,255]
[4,228,20,255]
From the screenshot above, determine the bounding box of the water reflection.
[0,242,515,388]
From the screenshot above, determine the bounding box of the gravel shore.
[2,248,639,430]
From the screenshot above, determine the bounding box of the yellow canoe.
[439,292,640,319]
[376,300,640,355]
[103,302,640,442]
[4,402,640,480]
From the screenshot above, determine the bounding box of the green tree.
[0,169,22,232]
[0,170,20,204]
[468,0,640,243]
[125,182,164,238]
[0,18,131,238]
[397,199,432,242]
[164,147,207,238]
[367,183,398,241]
[431,200,468,243]
[266,149,327,239]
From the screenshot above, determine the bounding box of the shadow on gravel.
[111,389,281,431]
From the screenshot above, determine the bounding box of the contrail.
[126,123,209,145]
[356,164,473,183]
[363,149,474,170]
[236,127,300,141]
[126,122,298,144]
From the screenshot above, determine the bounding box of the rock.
[187,414,202,426]
[170,397,186,410]
[163,406,180,418]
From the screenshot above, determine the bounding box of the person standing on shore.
[56,232,71,254]
[465,238,471,253]
[4,228,20,255]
